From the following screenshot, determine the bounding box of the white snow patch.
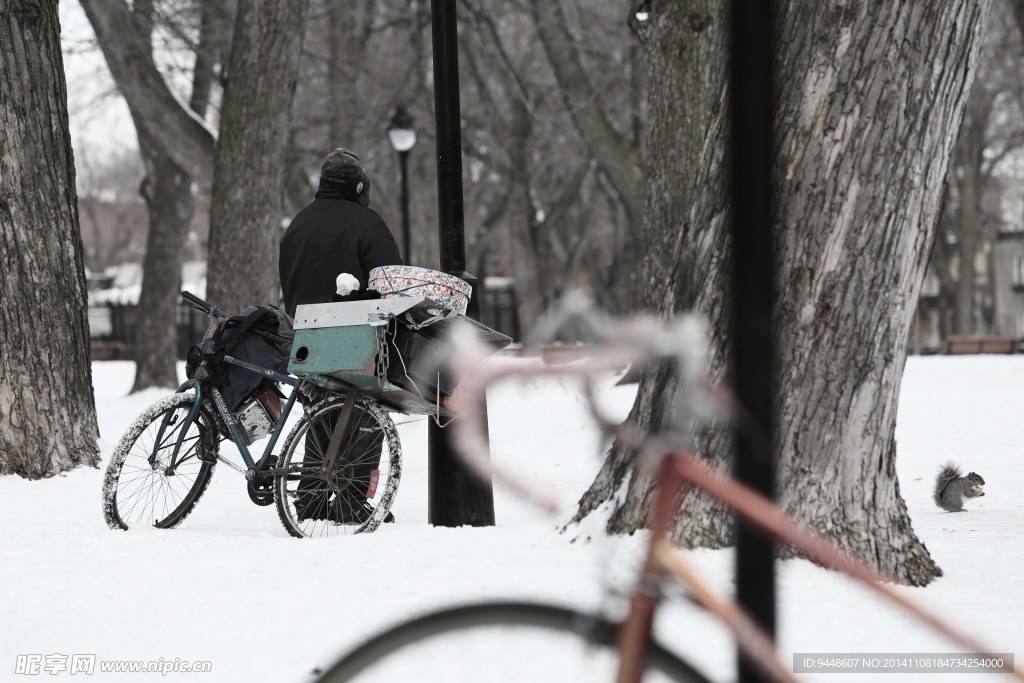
[0,357,1022,680]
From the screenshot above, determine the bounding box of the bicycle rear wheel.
[275,394,401,538]
[102,392,218,530]
[313,601,711,683]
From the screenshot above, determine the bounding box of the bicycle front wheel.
[102,392,218,530]
[313,601,711,683]
[275,394,401,538]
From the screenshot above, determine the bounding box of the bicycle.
[101,291,405,538]
[312,295,1023,682]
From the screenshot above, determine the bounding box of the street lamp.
[387,104,417,263]
[428,0,495,528]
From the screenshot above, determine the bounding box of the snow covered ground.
[1,355,1022,682]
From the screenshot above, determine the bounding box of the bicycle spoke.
[275,396,401,538]
[103,393,218,530]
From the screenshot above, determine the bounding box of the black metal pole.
[399,150,411,262]
[427,0,495,527]
[728,1,777,682]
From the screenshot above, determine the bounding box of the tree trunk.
[82,0,228,392]
[0,0,100,477]
[576,0,732,538]
[956,150,980,334]
[205,0,310,314]
[575,1,990,586]
[951,83,990,335]
[128,0,204,392]
[131,136,194,391]
[326,0,373,146]
[931,192,958,341]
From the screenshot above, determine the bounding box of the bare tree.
[77,0,656,344]
[84,0,307,383]
[205,0,310,314]
[575,1,992,586]
[225,0,646,330]
[0,0,100,477]
[279,0,442,297]
[441,0,646,322]
[131,0,225,391]
[528,0,641,229]
[929,0,1024,335]
[81,0,222,390]
[80,1,216,188]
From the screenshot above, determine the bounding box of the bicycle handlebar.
[442,296,717,514]
[180,290,227,319]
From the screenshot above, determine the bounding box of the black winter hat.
[321,148,371,205]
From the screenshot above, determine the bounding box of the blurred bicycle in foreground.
[313,293,1022,682]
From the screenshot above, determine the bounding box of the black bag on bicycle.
[186,305,294,413]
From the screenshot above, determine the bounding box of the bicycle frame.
[169,289,385,491]
[615,451,800,683]
[158,353,304,480]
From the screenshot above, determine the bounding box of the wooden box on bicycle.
[287,298,510,416]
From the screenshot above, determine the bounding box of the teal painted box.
[287,298,510,416]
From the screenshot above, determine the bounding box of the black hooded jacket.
[279,180,403,317]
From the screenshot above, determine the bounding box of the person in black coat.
[279,148,402,525]
[279,148,403,318]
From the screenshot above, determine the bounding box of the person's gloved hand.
[336,273,361,296]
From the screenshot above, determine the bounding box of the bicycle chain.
[375,320,391,380]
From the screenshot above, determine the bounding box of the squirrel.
[933,462,985,512]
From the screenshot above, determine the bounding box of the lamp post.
[387,104,417,263]
[428,0,495,527]
[728,2,777,681]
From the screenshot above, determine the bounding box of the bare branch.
[528,0,642,228]
[80,0,216,188]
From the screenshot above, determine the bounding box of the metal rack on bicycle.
[287,297,511,418]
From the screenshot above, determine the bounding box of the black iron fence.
[479,278,521,344]
[89,302,207,361]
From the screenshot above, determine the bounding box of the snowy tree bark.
[205,0,309,314]
[0,0,100,477]
[575,1,991,586]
